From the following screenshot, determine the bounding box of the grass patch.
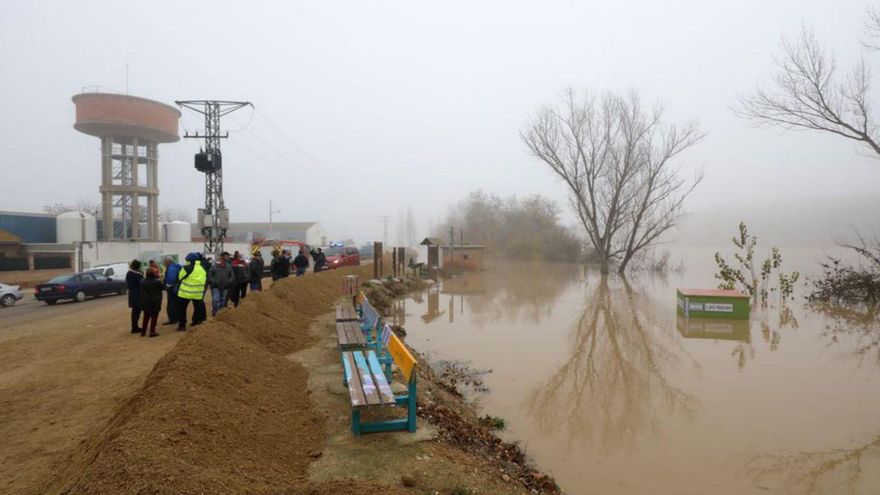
[478,414,505,430]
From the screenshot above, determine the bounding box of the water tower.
[72,92,180,241]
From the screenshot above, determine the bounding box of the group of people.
[269,247,315,280]
[124,250,267,336]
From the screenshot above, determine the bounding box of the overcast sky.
[1,0,877,245]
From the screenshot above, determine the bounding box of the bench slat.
[352,351,383,406]
[336,303,358,322]
[347,321,364,344]
[336,320,367,349]
[343,352,368,408]
[367,351,396,404]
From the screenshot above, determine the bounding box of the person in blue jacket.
[162,256,182,325]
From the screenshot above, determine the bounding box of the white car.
[85,262,129,281]
[0,283,24,307]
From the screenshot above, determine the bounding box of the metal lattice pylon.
[175,100,252,255]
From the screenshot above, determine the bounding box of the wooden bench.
[335,302,359,322]
[336,319,367,350]
[342,332,418,435]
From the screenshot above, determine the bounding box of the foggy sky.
[1,0,877,246]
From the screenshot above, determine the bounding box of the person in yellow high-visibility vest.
[176,252,207,331]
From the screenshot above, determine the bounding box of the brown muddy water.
[395,249,880,494]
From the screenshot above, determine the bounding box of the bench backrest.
[362,299,380,331]
[387,332,418,383]
[380,323,392,349]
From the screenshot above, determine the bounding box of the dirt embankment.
[48,268,561,494]
[51,266,385,494]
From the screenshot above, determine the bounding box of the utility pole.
[176,100,252,255]
[380,215,390,248]
[268,200,282,237]
[449,225,454,272]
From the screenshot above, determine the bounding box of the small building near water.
[441,244,486,271]
[676,288,750,319]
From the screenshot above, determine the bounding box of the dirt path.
[291,313,534,495]
[0,295,184,493]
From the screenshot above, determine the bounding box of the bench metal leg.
[351,409,362,436]
[407,379,417,432]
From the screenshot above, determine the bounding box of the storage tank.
[165,220,191,242]
[56,211,98,244]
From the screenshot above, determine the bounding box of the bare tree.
[738,22,880,158]
[522,89,703,274]
[43,199,101,217]
[158,207,193,223]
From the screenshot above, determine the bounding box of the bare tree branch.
[522,88,703,274]
[738,24,880,158]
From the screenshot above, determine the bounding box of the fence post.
[373,241,383,279]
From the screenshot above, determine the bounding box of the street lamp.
[268,200,282,238]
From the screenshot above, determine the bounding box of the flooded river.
[396,249,880,494]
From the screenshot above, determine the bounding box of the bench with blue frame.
[342,331,418,435]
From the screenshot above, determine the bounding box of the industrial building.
[194,221,327,247]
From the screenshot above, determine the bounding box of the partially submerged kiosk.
[676,288,750,319]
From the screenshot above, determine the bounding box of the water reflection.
[676,316,751,341]
[525,275,698,454]
[814,303,880,366]
[446,262,581,325]
[747,435,880,494]
[725,308,799,369]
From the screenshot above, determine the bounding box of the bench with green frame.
[341,331,418,435]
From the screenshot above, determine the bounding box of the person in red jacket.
[230,251,250,307]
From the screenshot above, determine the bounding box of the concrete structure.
[194,221,326,247]
[72,92,180,241]
[77,240,251,271]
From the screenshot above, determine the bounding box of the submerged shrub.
[714,222,799,306]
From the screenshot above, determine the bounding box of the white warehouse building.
[193,222,327,247]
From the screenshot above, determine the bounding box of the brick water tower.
[72,92,180,241]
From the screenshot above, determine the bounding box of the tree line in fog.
[435,190,583,262]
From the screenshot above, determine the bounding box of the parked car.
[85,262,129,281]
[325,246,360,270]
[34,272,127,305]
[0,283,24,307]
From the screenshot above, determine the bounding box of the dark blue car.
[34,272,127,305]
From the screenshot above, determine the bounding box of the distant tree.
[158,207,193,223]
[738,14,880,158]
[522,89,703,274]
[43,199,101,217]
[437,191,582,263]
